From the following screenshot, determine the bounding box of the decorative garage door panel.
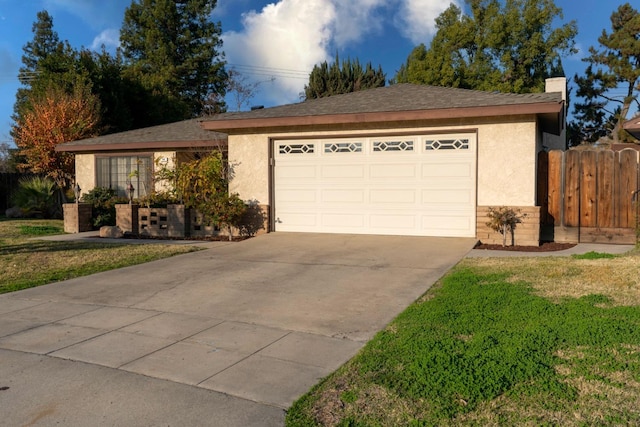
[273,135,476,237]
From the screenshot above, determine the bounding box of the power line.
[227,63,310,80]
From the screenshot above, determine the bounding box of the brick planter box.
[476,206,541,247]
[115,204,139,234]
[115,202,270,239]
[138,205,188,238]
[63,203,93,233]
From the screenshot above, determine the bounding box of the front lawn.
[0,218,201,294]
[287,250,640,426]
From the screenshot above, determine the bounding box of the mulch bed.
[474,241,576,252]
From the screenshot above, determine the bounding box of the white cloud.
[223,0,336,105]
[222,0,456,106]
[332,0,386,47]
[91,28,120,51]
[213,0,250,18]
[395,0,458,44]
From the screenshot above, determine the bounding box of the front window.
[96,156,152,198]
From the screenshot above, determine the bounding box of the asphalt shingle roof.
[206,83,563,122]
[59,119,226,149]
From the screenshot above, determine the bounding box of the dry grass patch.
[298,368,428,427]
[459,250,640,306]
[0,218,200,293]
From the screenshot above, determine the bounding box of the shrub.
[174,152,247,240]
[486,206,526,247]
[81,187,126,228]
[11,176,57,218]
[136,191,179,208]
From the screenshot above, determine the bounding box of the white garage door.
[273,134,476,237]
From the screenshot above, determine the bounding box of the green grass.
[0,218,201,294]
[571,251,617,260]
[18,224,65,236]
[287,254,640,426]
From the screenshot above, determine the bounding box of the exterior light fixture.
[74,184,81,203]
[127,183,135,204]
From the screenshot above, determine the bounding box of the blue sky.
[0,0,626,145]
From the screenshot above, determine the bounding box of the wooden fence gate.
[538,149,640,244]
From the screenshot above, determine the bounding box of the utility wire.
[227,63,310,80]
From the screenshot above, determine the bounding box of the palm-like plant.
[12,176,57,218]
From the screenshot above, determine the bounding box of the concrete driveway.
[0,233,475,426]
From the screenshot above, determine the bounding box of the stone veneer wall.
[63,203,93,233]
[190,209,219,237]
[115,204,139,234]
[118,203,270,238]
[138,205,188,238]
[476,206,541,247]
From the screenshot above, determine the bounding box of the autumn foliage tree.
[13,81,100,190]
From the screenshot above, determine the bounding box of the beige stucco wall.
[228,115,541,208]
[228,134,270,203]
[476,120,538,206]
[153,151,176,193]
[74,154,95,200]
[543,77,567,151]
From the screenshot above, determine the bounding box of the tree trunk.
[502,224,507,247]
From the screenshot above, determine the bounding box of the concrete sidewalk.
[467,242,635,258]
[0,233,476,426]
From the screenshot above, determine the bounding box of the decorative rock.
[5,207,23,218]
[100,226,124,238]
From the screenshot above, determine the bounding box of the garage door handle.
[275,217,282,223]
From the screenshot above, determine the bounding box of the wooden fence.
[538,149,640,244]
[0,173,24,212]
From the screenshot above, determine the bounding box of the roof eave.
[201,102,564,133]
[56,139,227,153]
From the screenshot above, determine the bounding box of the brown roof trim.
[268,128,480,141]
[201,102,562,132]
[623,117,640,140]
[623,118,640,131]
[56,139,226,153]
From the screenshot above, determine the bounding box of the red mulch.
[474,241,576,252]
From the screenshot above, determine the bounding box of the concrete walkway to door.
[0,233,475,426]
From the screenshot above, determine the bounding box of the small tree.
[13,81,100,191]
[486,206,526,247]
[174,151,246,240]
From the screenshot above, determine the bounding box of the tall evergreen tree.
[120,0,227,119]
[395,0,577,94]
[13,10,83,128]
[572,3,640,144]
[304,55,386,100]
